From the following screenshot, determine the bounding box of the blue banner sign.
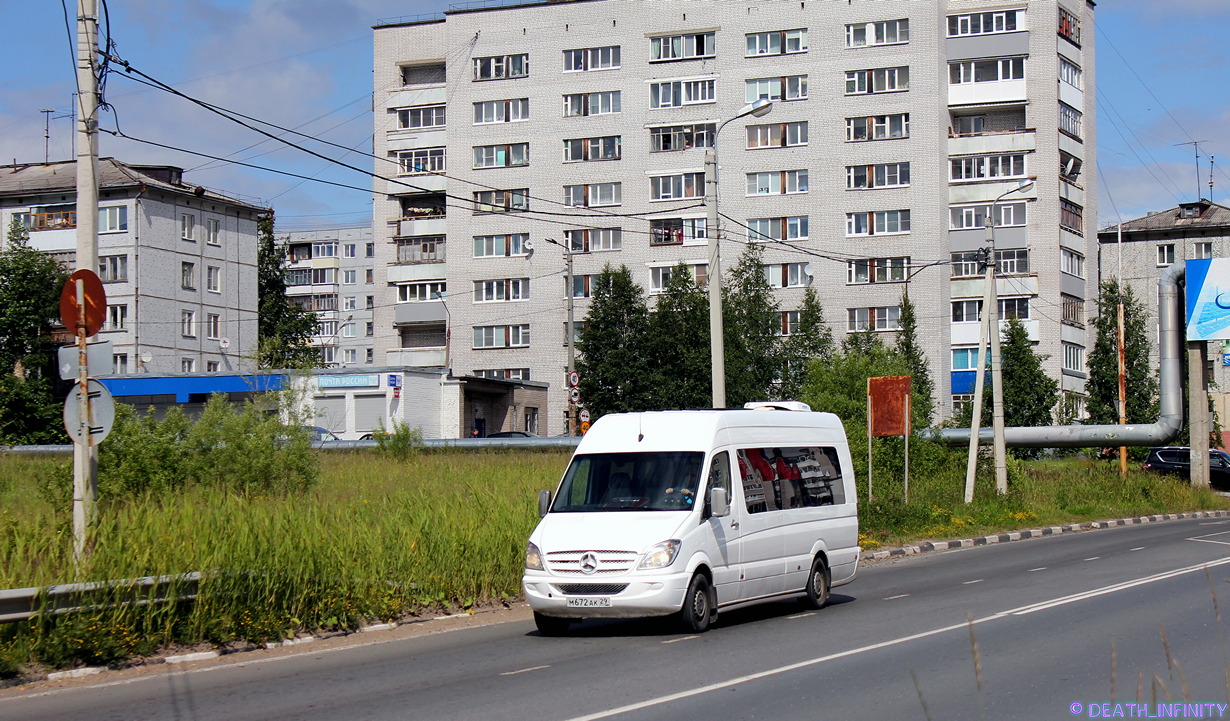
[318,374,379,388]
[1185,258,1230,341]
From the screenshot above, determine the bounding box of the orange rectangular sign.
[868,375,911,437]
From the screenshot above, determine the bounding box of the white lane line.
[787,612,816,620]
[962,579,984,585]
[499,665,550,676]
[563,555,1230,721]
[1130,547,1146,551]
[1027,567,1047,572]
[1084,557,1101,561]
[883,594,909,600]
[1189,531,1230,546]
[662,636,698,644]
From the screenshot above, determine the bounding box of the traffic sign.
[569,388,581,402]
[579,408,591,423]
[580,421,591,434]
[57,340,113,380]
[63,380,116,445]
[59,270,106,337]
[568,370,580,388]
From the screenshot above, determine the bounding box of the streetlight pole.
[705,97,772,409]
[544,237,577,435]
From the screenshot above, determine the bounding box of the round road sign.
[63,379,116,445]
[579,408,591,423]
[568,370,580,388]
[59,270,107,337]
[569,388,581,402]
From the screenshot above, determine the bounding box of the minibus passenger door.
[704,451,742,603]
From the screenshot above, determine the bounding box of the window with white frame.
[1062,294,1084,327]
[649,264,708,293]
[343,243,356,258]
[474,278,530,303]
[99,206,127,232]
[746,121,808,149]
[105,304,127,331]
[99,254,127,282]
[182,358,196,373]
[948,202,1026,229]
[1062,342,1085,373]
[181,262,196,290]
[569,274,593,299]
[1194,242,1214,259]
[395,236,444,263]
[649,217,706,245]
[563,45,620,72]
[948,57,1024,84]
[764,263,810,288]
[311,268,335,284]
[563,136,621,162]
[1059,102,1082,139]
[474,189,529,213]
[206,313,221,340]
[397,147,445,174]
[397,105,446,129]
[320,347,336,365]
[473,54,529,81]
[286,268,311,286]
[317,320,338,338]
[747,216,808,242]
[181,213,195,240]
[745,75,808,103]
[474,98,529,124]
[745,29,808,56]
[746,169,809,195]
[649,123,714,152]
[846,114,909,141]
[343,269,356,284]
[951,300,982,322]
[114,354,128,374]
[947,9,1022,36]
[313,241,336,258]
[650,32,715,62]
[650,173,704,200]
[181,310,196,337]
[952,347,984,370]
[366,242,374,258]
[206,265,220,293]
[998,248,1029,274]
[779,310,801,336]
[1059,57,1082,89]
[846,210,911,236]
[1061,248,1086,277]
[205,218,219,245]
[650,79,716,109]
[845,19,909,47]
[343,349,357,364]
[845,66,909,94]
[999,297,1030,320]
[1156,244,1175,267]
[473,324,530,349]
[566,228,622,252]
[342,323,356,338]
[951,153,1026,181]
[343,296,357,311]
[474,368,531,381]
[847,162,910,189]
[474,143,529,168]
[848,306,901,331]
[398,281,446,303]
[562,91,620,117]
[474,233,529,258]
[564,182,621,207]
[847,257,908,284]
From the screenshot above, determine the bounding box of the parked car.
[488,430,538,438]
[302,426,340,443]
[1141,447,1230,490]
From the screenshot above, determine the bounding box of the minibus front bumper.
[522,571,691,619]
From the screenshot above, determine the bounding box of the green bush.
[373,421,425,461]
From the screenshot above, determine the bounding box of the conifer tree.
[575,265,653,418]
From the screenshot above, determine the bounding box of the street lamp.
[963,177,1034,502]
[431,291,451,376]
[706,97,773,409]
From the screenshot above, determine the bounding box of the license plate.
[567,597,611,608]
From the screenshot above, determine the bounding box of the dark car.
[1141,447,1230,490]
[486,430,538,438]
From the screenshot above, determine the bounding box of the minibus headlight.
[638,539,681,570]
[525,542,544,571]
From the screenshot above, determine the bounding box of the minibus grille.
[545,549,637,574]
[554,583,629,596]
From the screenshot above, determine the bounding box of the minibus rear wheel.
[680,574,714,633]
[801,556,830,610]
[534,612,571,636]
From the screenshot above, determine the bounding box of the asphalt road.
[5,518,1230,721]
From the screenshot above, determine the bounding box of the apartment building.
[373,0,1097,433]
[0,158,263,374]
[280,227,379,367]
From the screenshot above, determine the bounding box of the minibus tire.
[534,612,571,636]
[680,574,713,633]
[801,556,830,610]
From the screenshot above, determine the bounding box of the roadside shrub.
[373,421,425,461]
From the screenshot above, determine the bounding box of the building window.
[1058,7,1081,45]
[764,263,810,288]
[366,296,374,310]
[947,9,1022,37]
[286,268,311,286]
[1060,152,1083,183]
[1063,343,1085,373]
[845,66,909,95]
[846,210,911,236]
[473,54,529,81]
[563,45,620,72]
[342,349,357,364]
[98,255,127,282]
[1061,248,1086,277]
[1059,102,1082,140]
[395,236,444,263]
[649,123,714,152]
[562,91,620,117]
[948,57,1024,84]
[746,75,808,103]
[343,296,357,311]
[203,218,219,245]
[397,147,445,175]
[206,265,220,293]
[779,310,800,336]
[473,143,529,169]
[1060,200,1084,234]
[113,353,128,374]
[1194,242,1214,260]
[847,162,911,189]
[473,189,529,213]
[949,202,1026,230]
[563,136,621,162]
[311,268,335,284]
[473,325,530,349]
[475,368,531,381]
[1062,294,1084,327]
[182,358,196,373]
[650,79,716,109]
[845,19,909,47]
[951,300,982,323]
[474,278,530,303]
[99,206,127,233]
[1000,297,1030,320]
[649,32,716,62]
[748,216,808,243]
[366,242,375,258]
[951,154,1026,181]
[846,113,909,141]
[343,270,356,284]
[566,228,622,252]
[104,304,127,331]
[1059,57,1082,89]
[181,262,196,290]
[565,182,622,207]
[745,29,808,56]
[342,323,356,339]
[181,310,196,338]
[1156,244,1175,267]
[569,275,593,299]
[206,313,221,340]
[397,281,446,303]
[847,257,909,284]
[474,98,530,124]
[650,218,707,246]
[365,269,373,284]
[366,348,374,363]
[952,348,984,370]
[649,264,707,293]
[181,213,195,240]
[746,121,808,149]
[474,234,529,258]
[321,347,336,365]
[998,249,1029,275]
[848,306,901,331]
[746,170,809,196]
[650,173,703,201]
[313,241,336,258]
[398,105,446,129]
[343,243,356,258]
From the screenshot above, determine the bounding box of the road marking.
[563,555,1230,721]
[787,612,816,619]
[499,665,550,676]
[1027,567,1047,572]
[1084,557,1101,561]
[1189,531,1230,546]
[962,579,983,585]
[883,594,909,600]
[661,636,697,644]
[1130,547,1145,551]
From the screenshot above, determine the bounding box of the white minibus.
[523,402,859,634]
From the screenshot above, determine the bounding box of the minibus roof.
[576,409,847,454]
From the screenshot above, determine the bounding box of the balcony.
[394,236,445,264]
[386,347,447,367]
[394,301,446,326]
[948,128,1035,156]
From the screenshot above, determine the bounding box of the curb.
[863,510,1230,561]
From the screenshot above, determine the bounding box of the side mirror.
[538,489,552,517]
[709,487,729,517]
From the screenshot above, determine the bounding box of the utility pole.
[40,109,55,164]
[1116,223,1128,477]
[545,237,577,436]
[963,244,994,504]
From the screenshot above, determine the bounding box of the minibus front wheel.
[680,573,715,633]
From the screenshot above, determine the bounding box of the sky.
[0,0,1227,232]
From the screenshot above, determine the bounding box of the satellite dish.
[140,352,153,364]
[523,239,534,252]
[219,338,231,349]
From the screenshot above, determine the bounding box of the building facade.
[280,227,379,367]
[0,159,264,375]
[372,0,1098,434]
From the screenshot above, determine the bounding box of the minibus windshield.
[552,452,705,512]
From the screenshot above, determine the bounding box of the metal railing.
[0,572,201,624]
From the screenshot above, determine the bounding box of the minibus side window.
[705,451,731,517]
[735,446,845,511]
